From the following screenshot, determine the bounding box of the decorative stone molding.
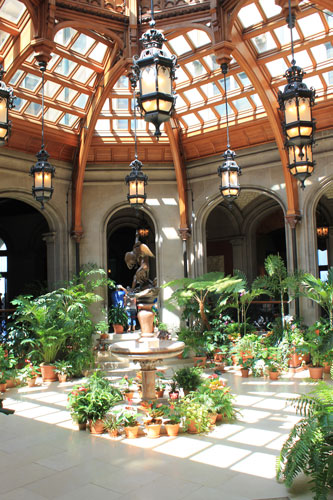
[285,213,302,229]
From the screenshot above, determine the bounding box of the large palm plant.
[302,267,333,328]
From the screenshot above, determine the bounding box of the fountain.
[110,232,184,400]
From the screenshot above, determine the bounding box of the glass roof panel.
[112,98,128,110]
[323,71,333,85]
[183,88,203,104]
[298,13,325,38]
[265,58,288,77]
[182,113,200,126]
[187,29,210,48]
[259,0,281,18]
[288,50,313,68]
[14,97,27,111]
[303,75,323,89]
[89,42,107,63]
[324,11,333,28]
[59,113,78,127]
[274,26,299,45]
[9,70,23,86]
[203,54,219,71]
[168,36,191,56]
[1,0,25,23]
[175,96,187,109]
[54,58,77,77]
[43,81,61,98]
[47,53,60,70]
[25,102,42,116]
[96,119,111,131]
[54,28,77,47]
[200,82,220,98]
[238,72,251,87]
[311,43,333,63]
[102,99,110,112]
[74,94,89,109]
[233,97,252,112]
[238,4,263,28]
[72,66,94,84]
[198,108,218,122]
[252,32,277,53]
[71,34,95,55]
[219,76,240,91]
[114,75,129,89]
[185,60,206,77]
[57,87,77,103]
[44,108,62,122]
[0,31,9,50]
[20,74,41,92]
[251,94,263,107]
[215,103,233,117]
[175,67,188,83]
[113,119,128,130]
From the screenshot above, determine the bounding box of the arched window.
[0,237,8,308]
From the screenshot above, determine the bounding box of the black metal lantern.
[132,20,177,138]
[0,65,15,146]
[218,148,241,201]
[30,61,55,208]
[317,226,328,239]
[287,143,315,188]
[278,64,315,148]
[125,158,148,208]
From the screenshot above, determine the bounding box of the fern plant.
[276,381,333,500]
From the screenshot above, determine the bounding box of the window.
[0,238,8,309]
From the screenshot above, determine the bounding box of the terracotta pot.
[269,371,279,380]
[309,366,323,380]
[145,421,162,438]
[193,356,207,367]
[27,377,37,387]
[137,307,154,335]
[124,425,139,439]
[214,352,224,363]
[165,422,180,437]
[89,419,105,434]
[301,353,310,364]
[40,364,58,382]
[216,413,223,422]
[240,368,249,378]
[183,389,190,396]
[6,378,18,388]
[0,382,7,392]
[123,391,134,402]
[288,352,301,368]
[209,413,217,426]
[100,333,109,339]
[58,374,67,383]
[323,362,331,374]
[108,429,118,438]
[78,422,87,431]
[187,420,199,434]
[113,324,124,334]
[231,355,238,366]
[156,389,164,398]
[169,391,179,400]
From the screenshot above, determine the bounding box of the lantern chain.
[287,0,296,66]
[221,63,230,150]
[39,61,47,150]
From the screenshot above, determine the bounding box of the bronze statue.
[125,231,155,290]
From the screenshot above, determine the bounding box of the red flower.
[156,403,162,408]
[124,375,128,379]
[170,404,175,410]
[315,329,320,336]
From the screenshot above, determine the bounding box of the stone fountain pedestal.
[110,338,184,401]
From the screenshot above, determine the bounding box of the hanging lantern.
[30,148,55,207]
[125,158,148,207]
[287,143,315,188]
[218,148,241,202]
[132,23,177,138]
[0,65,15,146]
[278,64,315,148]
[317,226,328,239]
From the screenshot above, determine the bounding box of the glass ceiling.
[1,0,332,141]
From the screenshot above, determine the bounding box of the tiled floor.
[0,367,332,500]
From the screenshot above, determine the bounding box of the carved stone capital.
[71,230,84,243]
[285,213,302,229]
[136,359,162,371]
[42,231,56,244]
[179,227,191,241]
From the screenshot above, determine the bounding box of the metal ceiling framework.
[0,0,332,242]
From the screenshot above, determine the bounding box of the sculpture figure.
[125,231,155,290]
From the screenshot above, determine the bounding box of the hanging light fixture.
[131,0,177,138]
[317,226,328,239]
[278,0,315,188]
[125,79,148,207]
[217,63,241,203]
[0,64,15,146]
[30,61,55,208]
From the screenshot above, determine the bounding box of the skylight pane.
[215,103,233,117]
[13,97,27,111]
[57,87,77,103]
[74,94,88,108]
[54,58,77,77]
[219,76,240,91]
[324,10,333,28]
[175,96,187,109]
[0,31,9,50]
[183,88,203,103]
[114,75,128,89]
[130,118,146,131]
[288,50,312,68]
[259,0,281,18]
[198,108,217,122]
[54,28,76,47]
[9,70,23,86]
[47,53,60,69]
[112,98,128,110]
[185,60,206,77]
[168,36,191,56]
[102,99,110,112]
[298,14,324,38]
[43,81,61,98]
[72,66,94,84]
[44,108,62,122]
[25,102,42,116]
[1,0,25,23]
[266,59,288,77]
[238,72,251,87]
[251,94,263,107]
[20,73,41,91]
[274,26,299,45]
[203,55,219,71]
[113,119,128,130]
[323,71,333,85]
[96,119,110,131]
[311,43,333,63]
[233,97,252,112]
[182,113,200,126]
[59,113,78,127]
[238,4,262,28]
[175,67,188,83]
[252,32,277,53]
[71,34,95,55]
[187,29,210,48]
[303,75,323,89]
[200,82,220,98]
[89,43,107,63]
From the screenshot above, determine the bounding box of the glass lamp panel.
[0,239,7,250]
[298,97,311,121]
[142,99,157,112]
[287,126,299,139]
[137,181,145,196]
[0,98,7,122]
[157,66,172,94]
[285,97,297,124]
[300,126,312,136]
[44,172,52,190]
[34,172,43,189]
[141,66,156,95]
[222,171,229,187]
[229,170,239,187]
[159,100,172,112]
[0,128,7,138]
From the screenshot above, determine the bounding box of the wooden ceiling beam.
[52,46,104,73]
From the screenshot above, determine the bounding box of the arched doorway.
[315,189,333,281]
[106,208,156,306]
[0,198,49,306]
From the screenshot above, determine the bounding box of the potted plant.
[263,346,284,380]
[67,384,90,430]
[168,380,179,400]
[118,406,140,439]
[103,411,123,438]
[119,375,136,401]
[0,370,8,392]
[179,396,210,434]
[0,347,17,388]
[155,370,166,398]
[236,355,254,378]
[19,360,41,387]
[85,386,119,434]
[54,360,72,383]
[141,400,166,438]
[302,325,326,380]
[162,402,182,436]
[173,366,202,395]
[109,305,128,334]
[95,319,109,340]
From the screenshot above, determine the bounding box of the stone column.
[137,359,161,401]
[42,232,56,290]
[327,226,333,268]
[230,237,245,274]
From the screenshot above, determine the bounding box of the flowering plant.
[140,400,167,423]
[118,406,138,427]
[163,402,182,424]
[155,370,166,391]
[67,384,89,423]
[120,375,136,393]
[19,360,41,380]
[263,346,283,373]
[207,374,225,391]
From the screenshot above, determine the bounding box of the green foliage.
[103,411,123,431]
[179,396,211,433]
[302,268,333,328]
[19,360,41,380]
[117,406,138,427]
[173,366,203,392]
[108,305,128,328]
[54,360,72,376]
[277,382,333,500]
[67,348,95,377]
